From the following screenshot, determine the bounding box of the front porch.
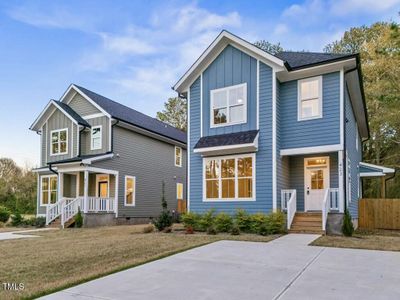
[279,153,343,232]
[46,167,118,227]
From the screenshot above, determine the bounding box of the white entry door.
[304,157,330,211]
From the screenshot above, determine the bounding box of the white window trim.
[355,123,359,151]
[202,153,256,202]
[50,128,68,156]
[95,174,109,198]
[40,175,58,206]
[210,83,247,128]
[297,76,323,121]
[91,125,103,150]
[124,175,136,206]
[177,183,184,200]
[175,146,182,167]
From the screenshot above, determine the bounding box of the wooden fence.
[359,198,400,230]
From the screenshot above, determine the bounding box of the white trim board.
[359,162,395,174]
[272,69,277,211]
[280,144,342,156]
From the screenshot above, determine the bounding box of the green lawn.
[0,224,280,299]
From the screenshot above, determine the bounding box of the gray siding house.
[30,85,186,227]
[173,31,394,232]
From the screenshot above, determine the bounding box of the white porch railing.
[61,197,84,228]
[282,189,297,230]
[329,188,339,210]
[322,189,330,231]
[87,197,115,212]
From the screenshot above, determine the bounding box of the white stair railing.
[329,188,339,210]
[61,197,84,228]
[322,189,330,231]
[286,190,297,230]
[281,189,296,211]
[46,199,65,225]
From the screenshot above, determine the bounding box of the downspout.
[384,169,397,196]
[78,125,87,157]
[49,163,58,175]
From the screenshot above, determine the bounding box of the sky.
[0,0,399,168]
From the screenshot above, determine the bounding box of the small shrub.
[185,225,194,234]
[11,212,24,226]
[207,225,217,235]
[34,216,46,228]
[75,208,83,228]
[199,209,216,231]
[162,226,172,233]
[250,213,268,233]
[266,211,286,234]
[0,206,10,223]
[234,209,252,232]
[231,224,240,235]
[342,209,354,237]
[258,223,269,236]
[181,212,200,230]
[0,221,5,228]
[142,224,154,233]
[153,210,173,231]
[214,212,233,232]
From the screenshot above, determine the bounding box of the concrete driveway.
[41,234,400,300]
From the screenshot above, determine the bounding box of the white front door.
[304,157,330,211]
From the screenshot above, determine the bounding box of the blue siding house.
[173,31,393,232]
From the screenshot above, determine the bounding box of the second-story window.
[91,126,102,150]
[298,76,322,121]
[51,128,68,155]
[175,146,182,167]
[211,83,247,127]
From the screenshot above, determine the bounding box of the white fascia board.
[32,166,54,173]
[82,153,114,164]
[173,30,285,93]
[30,100,54,131]
[360,172,386,177]
[359,162,395,174]
[280,144,342,156]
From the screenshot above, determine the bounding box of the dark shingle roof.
[54,100,91,127]
[274,51,355,70]
[74,85,186,144]
[194,130,259,149]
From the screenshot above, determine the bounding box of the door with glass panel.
[304,157,329,211]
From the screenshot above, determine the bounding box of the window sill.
[297,115,323,122]
[202,198,255,202]
[210,120,247,129]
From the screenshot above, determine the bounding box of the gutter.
[385,169,397,195]
[48,163,58,175]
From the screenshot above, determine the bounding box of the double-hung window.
[91,126,102,150]
[51,128,68,155]
[204,154,254,201]
[125,176,136,206]
[41,176,57,205]
[175,146,182,167]
[211,83,247,127]
[298,76,322,120]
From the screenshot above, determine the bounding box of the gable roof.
[30,99,90,131]
[73,85,186,144]
[274,51,356,71]
[194,130,259,149]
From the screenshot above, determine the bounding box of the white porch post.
[84,170,89,213]
[58,172,64,202]
[338,150,344,213]
[115,173,119,217]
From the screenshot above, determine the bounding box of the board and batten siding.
[202,45,257,136]
[94,126,186,218]
[288,152,339,211]
[279,72,341,149]
[46,109,75,163]
[189,62,273,214]
[68,93,101,116]
[80,116,110,155]
[345,87,362,218]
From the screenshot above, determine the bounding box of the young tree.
[156,97,187,131]
[254,40,284,54]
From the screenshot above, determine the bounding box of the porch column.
[84,170,89,213]
[114,173,119,217]
[58,172,64,202]
[338,151,344,213]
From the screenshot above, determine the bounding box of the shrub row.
[181,209,286,235]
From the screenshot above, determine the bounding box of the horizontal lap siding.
[202,45,257,136]
[68,94,101,116]
[94,126,186,218]
[280,72,340,149]
[289,152,338,211]
[345,88,362,218]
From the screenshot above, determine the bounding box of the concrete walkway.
[0,228,56,241]
[41,234,400,300]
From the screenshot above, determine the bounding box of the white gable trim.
[173,30,285,93]
[280,144,343,156]
[61,84,111,118]
[359,162,395,174]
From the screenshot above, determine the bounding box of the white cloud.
[273,23,289,35]
[330,0,400,15]
[100,33,157,55]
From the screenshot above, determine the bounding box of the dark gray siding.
[280,72,341,149]
[202,45,257,136]
[41,123,47,167]
[94,126,186,218]
[46,109,75,163]
[288,152,338,211]
[345,87,362,218]
[80,116,110,155]
[68,93,101,116]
